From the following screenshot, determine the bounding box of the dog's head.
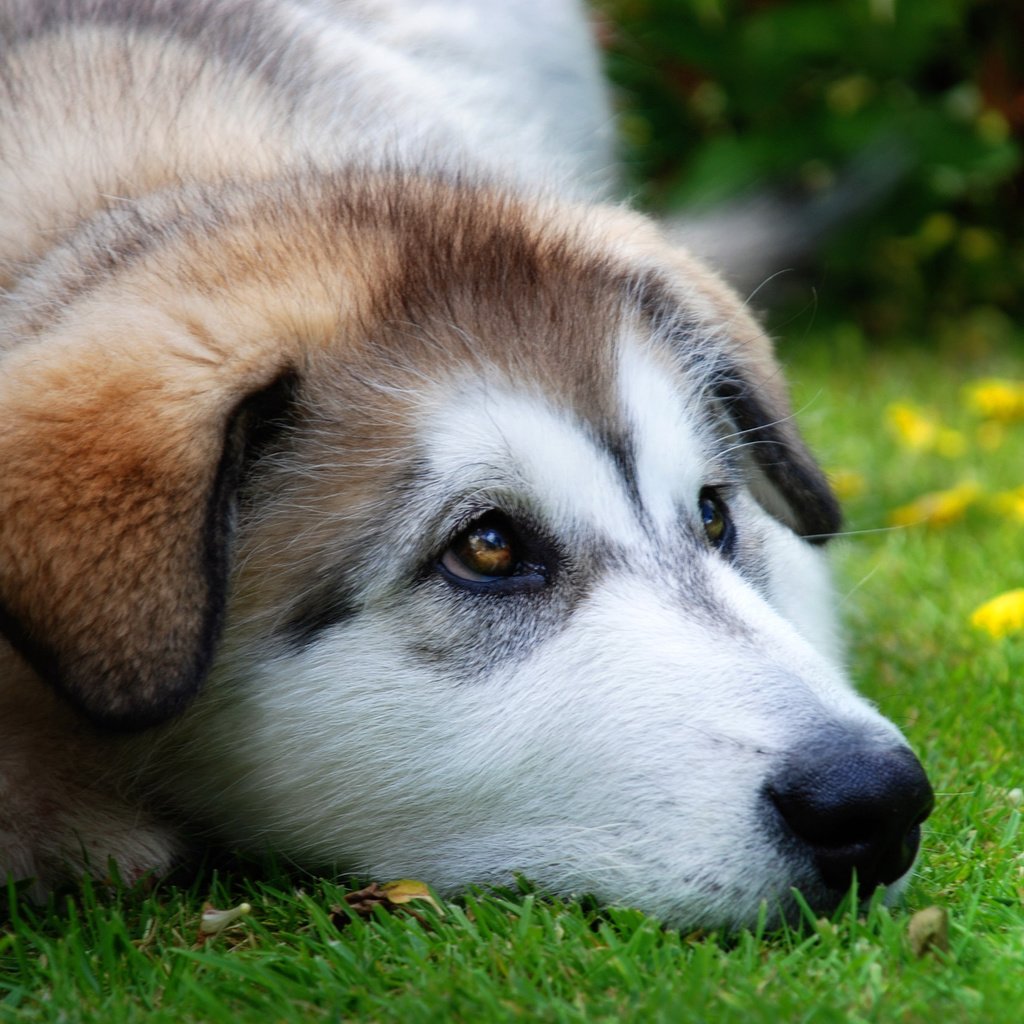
[0,174,932,927]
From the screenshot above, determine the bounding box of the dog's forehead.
[416,329,720,540]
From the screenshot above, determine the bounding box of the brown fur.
[0,6,838,891]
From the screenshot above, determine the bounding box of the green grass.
[3,338,1023,1023]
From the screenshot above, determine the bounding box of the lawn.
[2,335,1022,1023]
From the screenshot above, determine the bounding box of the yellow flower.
[989,486,1024,522]
[970,589,1024,638]
[977,108,1011,144]
[958,227,997,263]
[886,402,938,450]
[889,481,980,528]
[964,378,1024,422]
[829,468,866,501]
[884,404,965,457]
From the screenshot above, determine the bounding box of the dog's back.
[0,0,614,287]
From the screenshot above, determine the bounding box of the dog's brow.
[614,337,715,528]
[422,387,644,544]
[595,428,644,519]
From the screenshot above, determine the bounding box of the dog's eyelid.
[433,498,548,554]
[697,480,740,514]
[700,480,734,497]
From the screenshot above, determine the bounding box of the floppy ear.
[711,367,842,543]
[0,315,295,730]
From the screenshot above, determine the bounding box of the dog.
[0,0,934,928]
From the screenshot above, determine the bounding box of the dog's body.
[0,0,932,927]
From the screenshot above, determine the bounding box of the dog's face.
[0,174,932,927]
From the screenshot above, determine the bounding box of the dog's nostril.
[767,743,934,894]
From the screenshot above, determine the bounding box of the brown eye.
[437,513,550,593]
[443,523,516,580]
[699,488,734,553]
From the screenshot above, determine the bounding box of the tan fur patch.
[1,167,834,722]
[0,4,838,896]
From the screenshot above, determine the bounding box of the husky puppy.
[0,0,933,927]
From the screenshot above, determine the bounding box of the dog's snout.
[766,737,934,895]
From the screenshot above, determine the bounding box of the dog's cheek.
[148,570,869,927]
[757,515,846,666]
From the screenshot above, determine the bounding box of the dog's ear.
[0,312,296,730]
[710,365,841,543]
[640,260,841,543]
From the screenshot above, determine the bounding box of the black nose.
[766,736,934,894]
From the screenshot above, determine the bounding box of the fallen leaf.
[379,879,442,911]
[907,906,949,958]
[332,880,441,929]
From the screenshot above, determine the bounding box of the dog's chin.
[319,836,919,934]
[747,869,917,934]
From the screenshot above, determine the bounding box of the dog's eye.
[446,521,515,579]
[438,513,548,593]
[699,488,734,553]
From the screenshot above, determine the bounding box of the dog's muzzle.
[764,730,935,895]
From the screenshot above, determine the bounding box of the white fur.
[423,385,643,544]
[1,0,925,925]
[152,336,909,928]
[287,0,617,198]
[618,335,712,528]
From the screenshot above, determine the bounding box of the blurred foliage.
[598,0,1024,345]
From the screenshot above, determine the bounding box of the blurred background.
[597,0,1022,355]
[594,0,1024,661]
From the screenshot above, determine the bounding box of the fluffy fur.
[0,0,932,926]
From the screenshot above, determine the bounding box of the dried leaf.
[908,906,949,958]
[332,879,442,929]
[380,879,442,912]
